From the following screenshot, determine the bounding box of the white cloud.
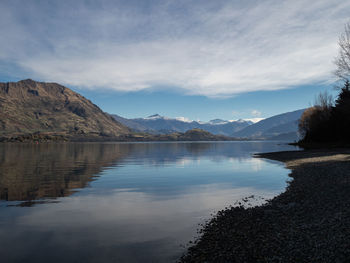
[0,0,349,97]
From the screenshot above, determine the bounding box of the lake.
[0,141,298,262]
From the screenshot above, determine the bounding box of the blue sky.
[0,0,349,121]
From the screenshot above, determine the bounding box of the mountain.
[111,114,252,136]
[232,109,305,139]
[128,114,201,133]
[199,120,253,136]
[0,79,130,140]
[112,114,153,133]
[111,111,303,140]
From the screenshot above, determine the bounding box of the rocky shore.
[180,149,350,262]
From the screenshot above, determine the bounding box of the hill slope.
[232,109,305,139]
[112,114,157,133]
[0,79,130,139]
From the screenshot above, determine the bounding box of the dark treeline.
[299,80,350,144]
[299,22,350,145]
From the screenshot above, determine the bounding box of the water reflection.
[0,142,294,204]
[0,141,298,262]
[0,143,129,204]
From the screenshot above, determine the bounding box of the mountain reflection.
[0,141,295,204]
[0,143,128,204]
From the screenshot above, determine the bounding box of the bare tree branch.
[334,23,350,81]
[314,91,333,110]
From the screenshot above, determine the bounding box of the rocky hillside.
[0,79,130,139]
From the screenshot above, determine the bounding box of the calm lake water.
[0,141,298,262]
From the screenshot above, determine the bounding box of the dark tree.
[335,80,350,107]
[332,80,350,141]
[299,91,333,142]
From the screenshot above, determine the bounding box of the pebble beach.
[180,149,350,263]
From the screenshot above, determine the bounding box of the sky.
[0,0,349,121]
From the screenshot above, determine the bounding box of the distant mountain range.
[112,109,305,141]
[112,114,253,136]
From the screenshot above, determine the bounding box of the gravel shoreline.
[180,149,350,263]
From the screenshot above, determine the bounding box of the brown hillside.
[0,79,130,138]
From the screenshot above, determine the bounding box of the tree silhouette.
[332,80,350,141]
[299,80,350,143]
[335,80,350,107]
